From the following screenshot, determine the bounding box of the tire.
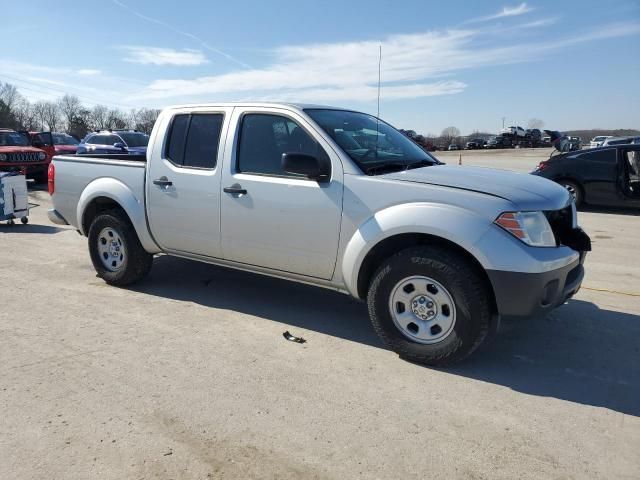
[367,246,492,366]
[558,179,583,208]
[88,209,153,286]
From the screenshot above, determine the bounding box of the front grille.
[545,205,591,252]
[5,152,42,163]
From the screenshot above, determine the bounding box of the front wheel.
[88,209,153,286]
[367,246,492,366]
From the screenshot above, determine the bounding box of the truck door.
[219,108,343,280]
[146,108,231,258]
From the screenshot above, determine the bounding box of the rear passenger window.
[581,149,616,163]
[165,113,223,169]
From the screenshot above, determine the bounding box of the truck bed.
[51,154,147,232]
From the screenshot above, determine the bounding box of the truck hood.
[382,165,571,211]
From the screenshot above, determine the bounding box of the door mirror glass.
[282,153,329,182]
[113,142,126,150]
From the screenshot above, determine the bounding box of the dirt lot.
[1,150,638,479]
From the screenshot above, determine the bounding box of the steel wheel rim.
[563,183,577,199]
[388,276,457,344]
[97,227,125,272]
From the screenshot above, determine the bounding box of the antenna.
[377,45,382,118]
[374,45,382,162]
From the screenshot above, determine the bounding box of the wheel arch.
[340,203,497,311]
[77,178,160,253]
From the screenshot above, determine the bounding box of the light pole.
[502,117,506,129]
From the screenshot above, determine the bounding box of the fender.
[77,177,161,254]
[340,202,493,298]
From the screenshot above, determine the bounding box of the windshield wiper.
[404,159,435,170]
[363,163,407,176]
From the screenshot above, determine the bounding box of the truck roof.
[163,102,354,112]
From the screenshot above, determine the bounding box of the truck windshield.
[305,109,437,175]
[0,131,30,147]
[118,133,149,147]
[52,133,79,145]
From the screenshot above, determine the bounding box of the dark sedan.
[532,145,640,209]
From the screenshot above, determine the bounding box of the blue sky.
[1,0,639,134]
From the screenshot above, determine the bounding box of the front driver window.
[237,114,328,177]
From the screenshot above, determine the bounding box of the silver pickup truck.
[48,103,591,365]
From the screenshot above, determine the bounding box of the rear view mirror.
[282,153,330,182]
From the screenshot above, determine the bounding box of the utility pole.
[502,117,506,129]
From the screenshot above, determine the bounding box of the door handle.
[153,176,173,187]
[224,185,247,195]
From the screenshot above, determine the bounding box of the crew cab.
[533,145,640,208]
[47,103,591,366]
[0,129,48,180]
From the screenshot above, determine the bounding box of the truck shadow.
[0,223,66,234]
[135,255,639,416]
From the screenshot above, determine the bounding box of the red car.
[0,129,48,182]
[51,132,79,155]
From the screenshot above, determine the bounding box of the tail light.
[47,163,55,195]
[536,161,549,171]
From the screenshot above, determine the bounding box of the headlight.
[495,211,556,247]
[38,152,47,160]
[0,153,6,161]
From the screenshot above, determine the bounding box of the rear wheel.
[88,209,153,286]
[558,179,583,208]
[367,246,492,366]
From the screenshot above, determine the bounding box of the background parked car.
[567,136,582,151]
[0,128,48,182]
[500,126,526,137]
[52,132,80,155]
[447,144,460,151]
[485,135,513,148]
[601,136,640,147]
[77,130,149,155]
[533,145,640,208]
[590,135,612,148]
[465,138,486,149]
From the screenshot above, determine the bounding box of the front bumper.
[487,253,586,319]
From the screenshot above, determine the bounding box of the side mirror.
[32,141,45,148]
[282,153,330,182]
[113,142,126,150]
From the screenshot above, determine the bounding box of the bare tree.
[527,118,544,130]
[0,82,20,111]
[13,98,38,131]
[90,105,109,130]
[42,101,61,131]
[32,100,49,130]
[440,126,461,144]
[130,108,160,134]
[58,94,82,130]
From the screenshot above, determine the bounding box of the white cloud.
[77,69,101,76]
[111,0,251,69]
[465,2,534,24]
[126,19,640,105]
[121,46,208,66]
